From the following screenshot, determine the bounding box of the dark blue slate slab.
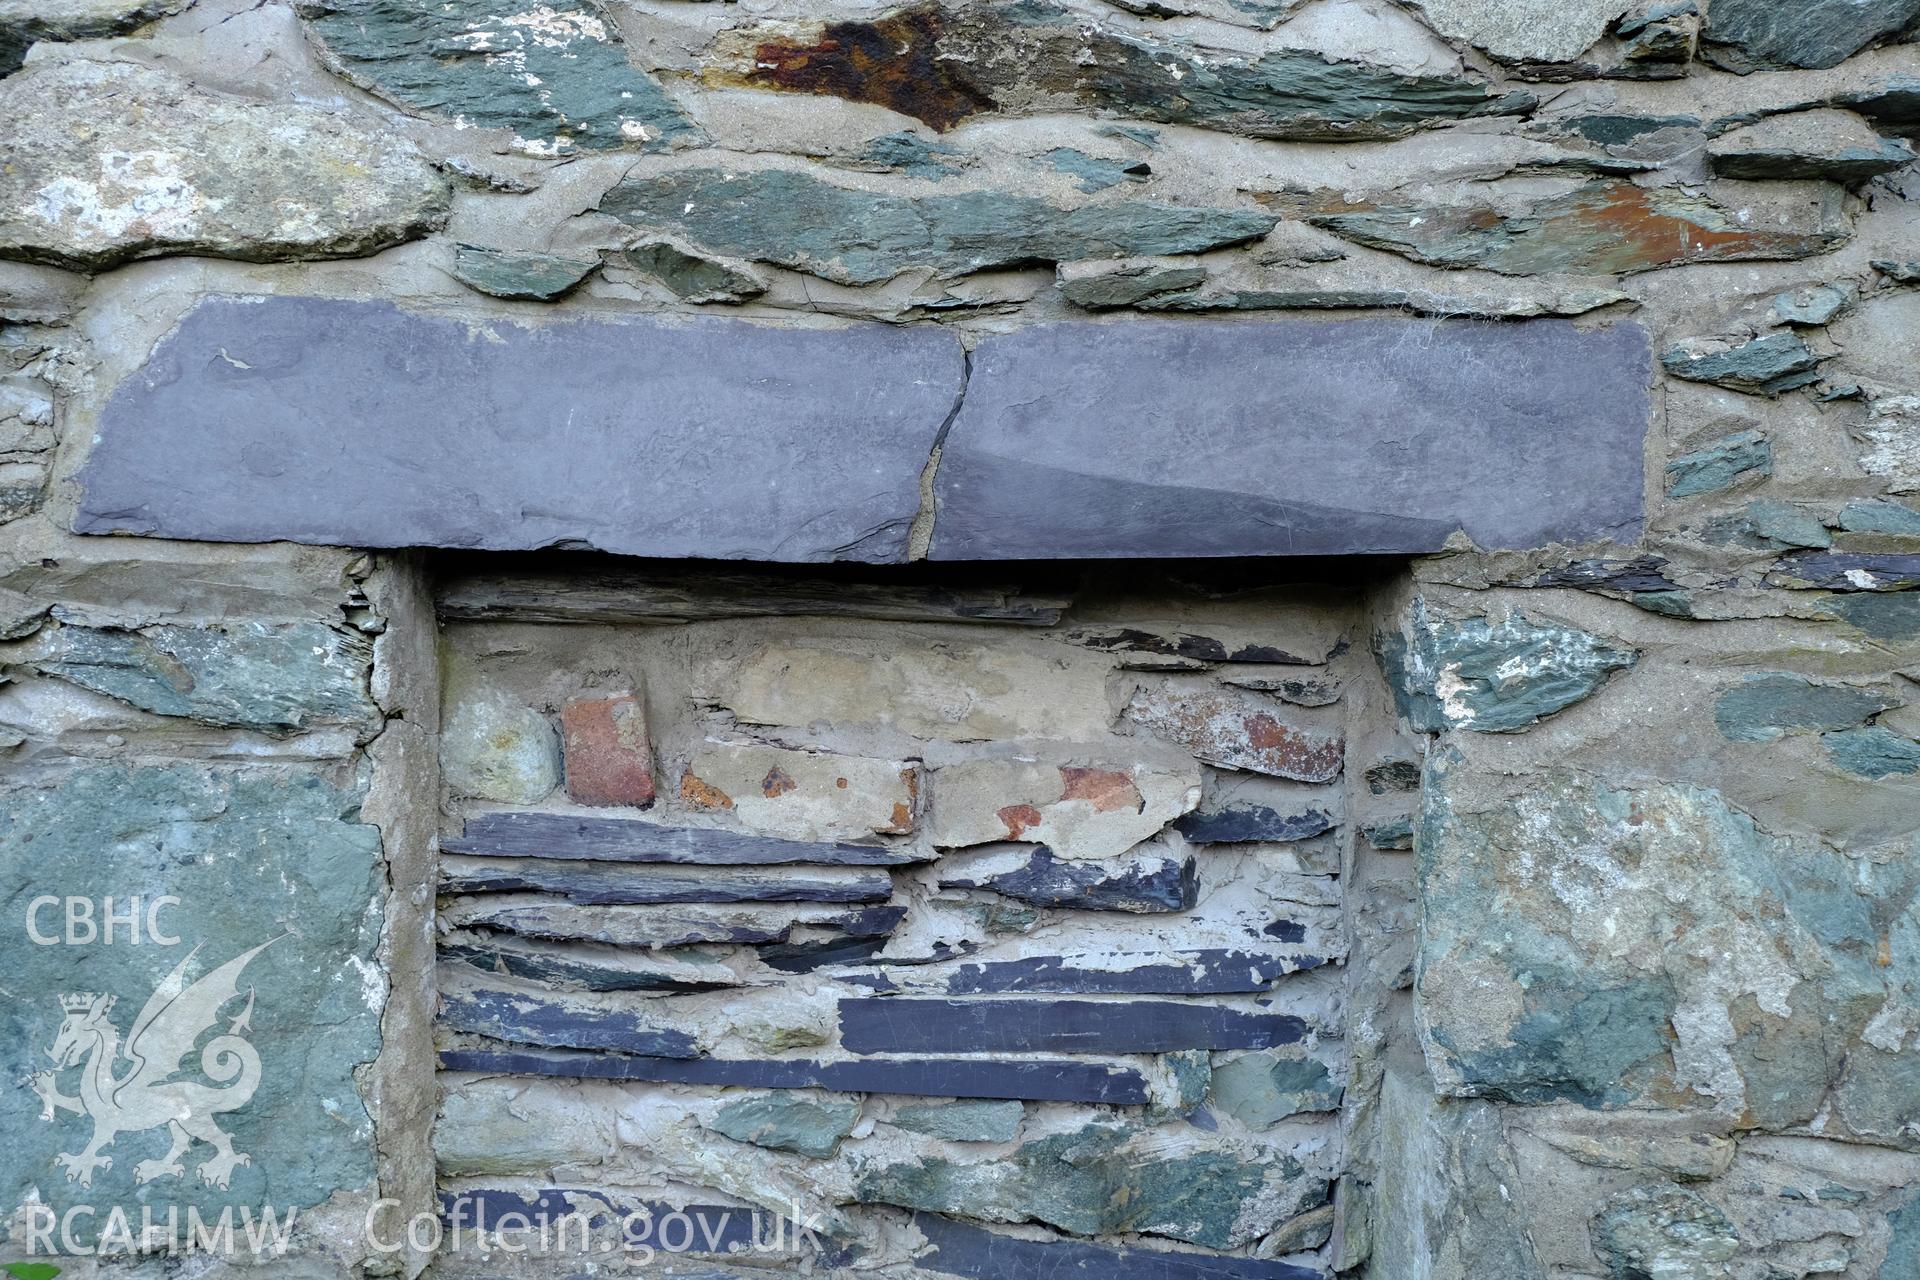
[440,856,895,905]
[931,318,1648,558]
[838,998,1306,1053]
[930,949,1326,994]
[913,1212,1322,1279]
[441,1188,857,1268]
[1176,805,1334,843]
[74,297,962,564]
[1767,552,1920,591]
[445,810,924,866]
[439,987,701,1057]
[939,847,1196,912]
[438,1046,1151,1102]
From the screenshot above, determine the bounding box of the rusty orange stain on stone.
[761,766,798,797]
[1058,766,1143,814]
[737,8,998,131]
[997,802,1043,839]
[888,801,914,832]
[679,771,734,810]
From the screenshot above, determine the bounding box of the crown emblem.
[58,993,103,1013]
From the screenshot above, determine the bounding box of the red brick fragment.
[561,692,656,807]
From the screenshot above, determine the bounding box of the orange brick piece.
[561,692,656,807]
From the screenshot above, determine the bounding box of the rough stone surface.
[1418,763,1920,1134]
[450,245,599,301]
[1660,333,1824,397]
[599,168,1275,286]
[893,1100,1024,1143]
[1666,431,1773,498]
[74,297,962,563]
[560,693,655,808]
[1701,0,1920,70]
[442,696,560,805]
[704,640,1113,742]
[680,742,921,840]
[1708,110,1915,184]
[0,767,382,1234]
[1127,687,1344,781]
[1378,610,1637,733]
[0,60,448,271]
[1286,181,1851,277]
[0,0,188,72]
[703,3,1531,139]
[298,0,698,153]
[708,1092,860,1158]
[6,620,375,733]
[928,758,1201,859]
[912,1212,1322,1279]
[1404,0,1627,63]
[1714,674,1898,742]
[1590,1187,1740,1280]
[932,318,1649,558]
[1210,1054,1343,1128]
[856,1122,1323,1249]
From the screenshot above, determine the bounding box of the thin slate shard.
[445,810,924,865]
[838,997,1306,1053]
[938,847,1198,913]
[439,855,896,905]
[912,1212,1323,1279]
[438,987,701,1057]
[442,898,907,948]
[73,297,960,564]
[438,1046,1152,1102]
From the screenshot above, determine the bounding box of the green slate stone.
[1665,430,1772,497]
[1043,148,1149,192]
[1745,499,1832,549]
[451,245,599,301]
[298,0,698,154]
[1059,264,1209,310]
[855,1121,1319,1249]
[1716,673,1897,741]
[598,167,1275,285]
[1836,500,1920,536]
[709,1093,859,1158]
[620,240,766,303]
[892,1099,1024,1142]
[0,765,382,1245]
[1660,332,1823,396]
[1210,1053,1341,1128]
[1374,610,1637,734]
[1701,0,1920,71]
[860,132,963,179]
[1822,725,1920,779]
[23,620,376,733]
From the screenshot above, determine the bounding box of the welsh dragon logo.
[29,939,276,1190]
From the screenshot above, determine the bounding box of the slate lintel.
[74,298,1650,564]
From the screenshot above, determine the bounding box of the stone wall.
[1,0,1918,1275]
[430,570,1368,1276]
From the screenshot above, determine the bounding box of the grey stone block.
[931,318,1648,559]
[75,297,961,564]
